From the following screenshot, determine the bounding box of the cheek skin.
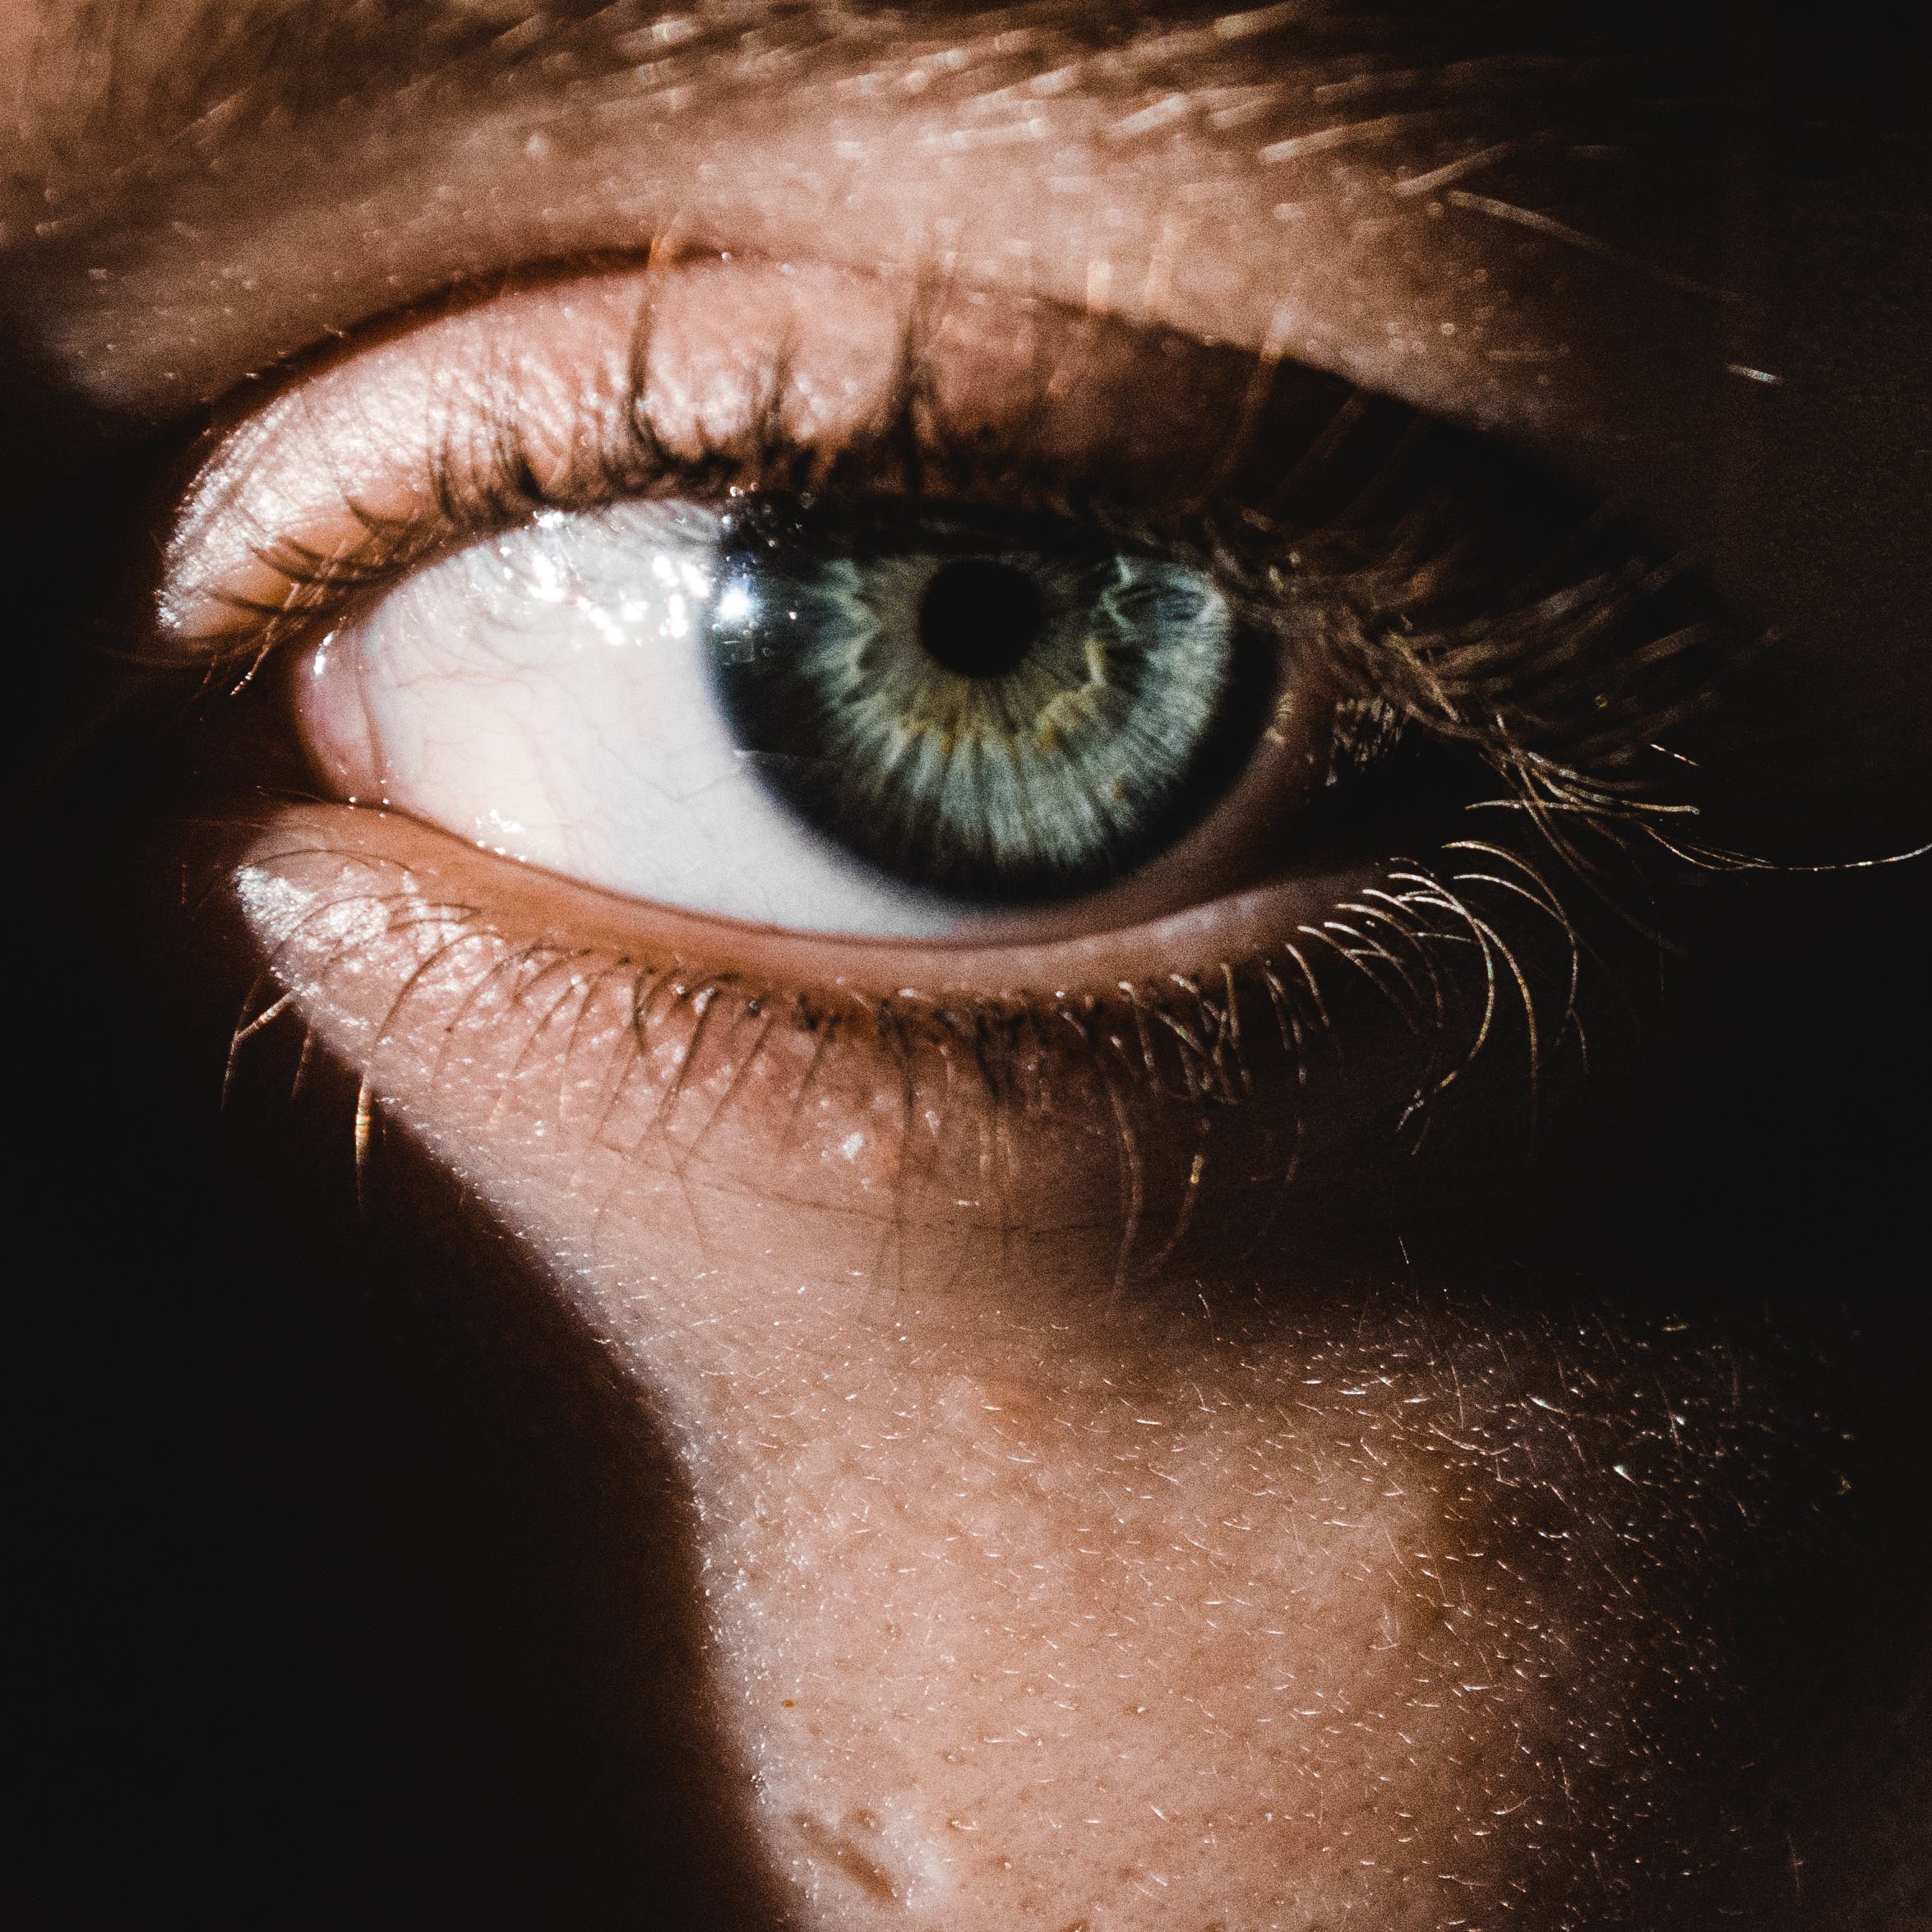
[234,805,1833,1929]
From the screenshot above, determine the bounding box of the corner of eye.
[146,582,229,657]
[150,561,290,660]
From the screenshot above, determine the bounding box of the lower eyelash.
[228,802,1648,1287]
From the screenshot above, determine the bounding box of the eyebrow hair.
[12,1,1167,184]
[14,1,659,171]
[12,0,1694,220]
[20,0,1920,262]
[0,0,1727,467]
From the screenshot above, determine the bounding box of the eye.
[170,257,1706,949]
[707,499,1260,908]
[298,488,1336,940]
[170,257,1482,950]
[171,253,1728,1246]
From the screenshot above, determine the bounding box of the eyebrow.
[16,0,674,154]
[11,0,1221,198]
[13,0,1663,226]
[0,1,1731,504]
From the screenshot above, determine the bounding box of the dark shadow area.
[14,617,790,1928]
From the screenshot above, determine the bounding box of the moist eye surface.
[709,497,1261,903]
[300,490,1311,940]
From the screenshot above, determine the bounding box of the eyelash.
[211,272,1734,838]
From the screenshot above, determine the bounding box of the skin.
[11,5,1930,1928]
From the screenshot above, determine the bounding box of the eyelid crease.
[159,254,1318,649]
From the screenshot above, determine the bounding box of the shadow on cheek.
[144,793,1920,1930]
[215,941,1868,1930]
[224,1102,799,1927]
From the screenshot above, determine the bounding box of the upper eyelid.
[155,255,1276,651]
[10,2,1733,508]
[156,266,674,648]
[148,249,1482,640]
[150,250,1737,849]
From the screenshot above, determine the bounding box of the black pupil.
[917,557,1046,680]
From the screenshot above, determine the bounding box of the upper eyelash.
[206,261,1742,871]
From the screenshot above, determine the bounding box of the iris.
[709,499,1257,902]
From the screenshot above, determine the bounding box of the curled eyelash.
[214,260,1741,848]
[226,783,1637,1295]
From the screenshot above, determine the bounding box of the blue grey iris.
[708,500,1252,902]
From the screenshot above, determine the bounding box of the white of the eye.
[315,501,984,938]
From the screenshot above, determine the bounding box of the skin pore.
[11,5,1929,1929]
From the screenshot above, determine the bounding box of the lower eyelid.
[232,798,1617,1289]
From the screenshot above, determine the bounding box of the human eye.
[159,251,1722,1286]
[233,265,1338,943]
[306,491,1276,937]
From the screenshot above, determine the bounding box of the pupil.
[917,558,1046,680]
